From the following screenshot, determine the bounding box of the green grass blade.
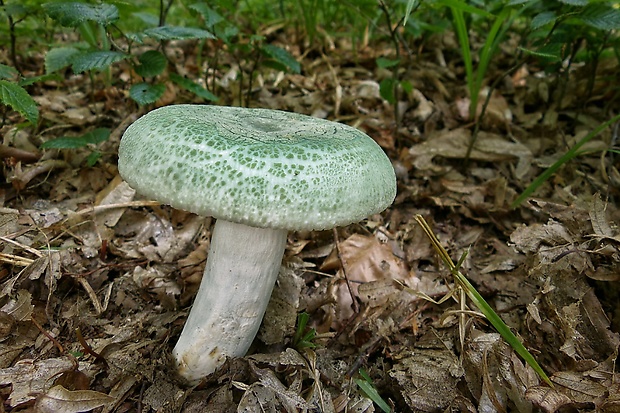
[451,8,473,114]
[511,113,620,207]
[475,8,511,103]
[414,215,554,387]
[452,271,553,387]
[355,369,391,413]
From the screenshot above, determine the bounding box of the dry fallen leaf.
[34,385,114,413]
[410,128,532,179]
[0,357,74,407]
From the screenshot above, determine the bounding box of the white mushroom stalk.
[118,105,397,384]
[173,220,287,383]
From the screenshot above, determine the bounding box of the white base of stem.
[173,220,287,384]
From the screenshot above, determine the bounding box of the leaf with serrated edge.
[169,73,218,101]
[129,82,166,105]
[42,2,118,27]
[0,80,39,124]
[72,51,127,74]
[261,44,301,74]
[45,47,80,74]
[0,63,18,80]
[135,50,167,78]
[143,26,215,40]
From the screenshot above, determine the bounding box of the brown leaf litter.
[1,23,620,413]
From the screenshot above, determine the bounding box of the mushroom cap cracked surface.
[118,105,396,231]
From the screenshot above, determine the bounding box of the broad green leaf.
[379,78,397,104]
[72,51,127,74]
[531,11,556,29]
[41,128,110,149]
[0,80,39,124]
[169,73,218,102]
[131,12,159,26]
[401,80,413,95]
[189,3,225,27]
[43,2,118,27]
[376,57,400,69]
[143,26,215,40]
[0,64,18,80]
[4,4,30,17]
[261,44,301,74]
[130,82,165,105]
[579,3,620,30]
[507,0,529,5]
[135,50,167,78]
[86,151,102,167]
[45,47,80,73]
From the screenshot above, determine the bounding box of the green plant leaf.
[414,215,554,387]
[129,82,166,105]
[43,2,119,27]
[132,11,159,26]
[354,370,391,413]
[579,3,620,31]
[512,113,620,207]
[169,73,218,101]
[376,57,400,69]
[403,0,417,26]
[45,47,80,73]
[260,44,301,74]
[531,11,556,30]
[86,151,102,166]
[4,3,30,18]
[41,128,110,149]
[189,3,225,27]
[72,51,127,74]
[143,26,215,40]
[20,73,62,87]
[379,78,397,104]
[135,50,167,78]
[292,312,317,350]
[558,0,587,5]
[517,45,562,61]
[436,0,494,18]
[0,64,18,80]
[0,80,39,124]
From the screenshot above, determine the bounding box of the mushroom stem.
[173,219,287,384]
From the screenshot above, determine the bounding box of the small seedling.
[354,368,391,413]
[292,312,317,350]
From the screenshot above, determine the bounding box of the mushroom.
[117,104,396,384]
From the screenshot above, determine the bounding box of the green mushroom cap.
[118,105,396,231]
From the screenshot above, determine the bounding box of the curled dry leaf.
[0,357,74,407]
[34,385,114,413]
[0,288,33,321]
[409,128,532,179]
[331,233,412,326]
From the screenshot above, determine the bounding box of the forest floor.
[1,25,620,413]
